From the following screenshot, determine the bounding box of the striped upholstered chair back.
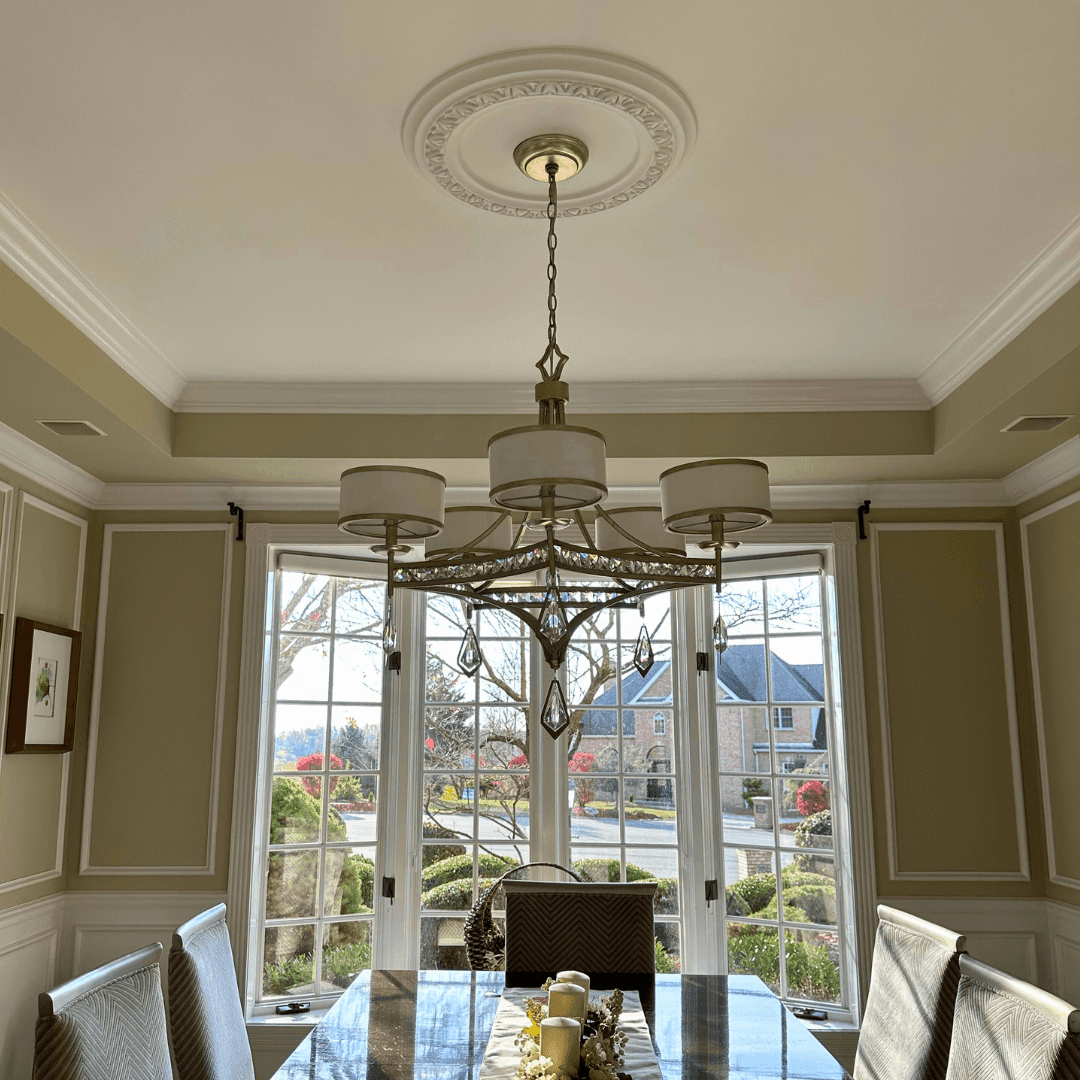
[854,905,967,1080]
[502,879,657,990]
[34,942,171,1080]
[944,954,1080,1080]
[167,903,255,1080]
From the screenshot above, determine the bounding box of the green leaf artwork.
[34,658,57,717]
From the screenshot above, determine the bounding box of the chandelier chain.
[537,163,569,382]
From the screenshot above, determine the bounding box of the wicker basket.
[463,861,583,971]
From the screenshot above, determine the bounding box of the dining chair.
[944,954,1080,1079]
[34,942,172,1080]
[854,905,967,1080]
[502,879,658,989]
[167,903,255,1080]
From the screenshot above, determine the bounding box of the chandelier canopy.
[339,135,772,738]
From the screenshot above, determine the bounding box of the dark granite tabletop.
[270,970,851,1080]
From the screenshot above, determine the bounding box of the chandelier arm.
[593,505,689,563]
[429,514,513,563]
[572,509,598,552]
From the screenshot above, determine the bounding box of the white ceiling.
[1,0,1078,407]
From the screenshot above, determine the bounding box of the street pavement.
[339,809,802,883]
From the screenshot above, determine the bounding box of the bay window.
[237,527,866,1025]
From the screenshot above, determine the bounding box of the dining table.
[268,969,852,1080]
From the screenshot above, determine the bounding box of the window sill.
[247,1006,330,1029]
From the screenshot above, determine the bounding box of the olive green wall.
[874,526,1025,877]
[83,527,230,872]
[61,513,245,892]
[856,507,1049,901]
[0,462,88,911]
[1019,471,1080,909]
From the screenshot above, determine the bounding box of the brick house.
[579,646,825,811]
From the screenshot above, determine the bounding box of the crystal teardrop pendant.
[633,623,655,677]
[713,612,729,655]
[539,590,569,643]
[457,625,483,677]
[382,613,398,656]
[540,676,570,739]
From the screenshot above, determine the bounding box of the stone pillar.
[736,847,773,880]
[751,796,773,831]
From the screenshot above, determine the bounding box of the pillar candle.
[556,970,591,1002]
[539,1016,580,1077]
[547,980,587,1024]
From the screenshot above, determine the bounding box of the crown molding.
[175,378,930,414]
[0,190,185,407]
[919,211,1080,407]
[0,421,104,507]
[1004,436,1080,505]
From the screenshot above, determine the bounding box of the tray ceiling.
[0,0,1078,411]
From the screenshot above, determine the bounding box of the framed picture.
[5,617,81,753]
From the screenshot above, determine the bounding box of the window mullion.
[674,586,722,975]
[533,631,565,873]
[377,588,424,969]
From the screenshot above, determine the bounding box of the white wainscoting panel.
[1048,902,1080,1004]
[0,894,63,1080]
[882,896,1074,996]
[63,890,227,1007]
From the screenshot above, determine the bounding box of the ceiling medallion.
[401,48,696,217]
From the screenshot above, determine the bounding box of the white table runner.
[478,988,663,1080]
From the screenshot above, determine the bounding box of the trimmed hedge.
[422,875,499,911]
[421,852,519,892]
[573,858,622,882]
[726,872,778,914]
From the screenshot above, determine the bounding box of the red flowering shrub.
[295,752,343,798]
[569,751,596,809]
[796,780,829,817]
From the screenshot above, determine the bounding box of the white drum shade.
[426,506,514,557]
[660,459,771,534]
[488,425,607,510]
[595,506,682,555]
[339,466,446,539]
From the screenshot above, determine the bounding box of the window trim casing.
[228,521,876,1021]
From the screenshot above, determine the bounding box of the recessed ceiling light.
[36,419,107,436]
[1001,415,1073,433]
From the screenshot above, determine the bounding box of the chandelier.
[339,135,772,739]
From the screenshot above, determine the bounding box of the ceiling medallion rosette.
[401,48,697,217]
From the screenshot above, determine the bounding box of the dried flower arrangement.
[512,981,631,1080]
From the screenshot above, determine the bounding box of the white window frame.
[653,711,667,735]
[229,522,875,1025]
